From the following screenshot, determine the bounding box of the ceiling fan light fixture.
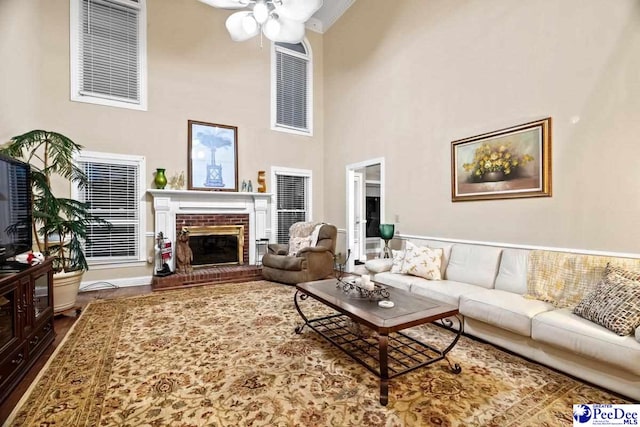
[253,0,270,24]
[242,14,258,34]
[202,0,322,44]
[263,15,281,39]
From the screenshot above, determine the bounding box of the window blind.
[79,0,140,103]
[275,49,309,131]
[78,161,140,261]
[275,174,308,244]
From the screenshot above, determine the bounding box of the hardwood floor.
[0,285,153,425]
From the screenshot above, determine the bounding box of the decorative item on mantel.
[154,168,167,189]
[247,180,253,192]
[257,170,266,193]
[168,171,185,190]
[241,180,248,192]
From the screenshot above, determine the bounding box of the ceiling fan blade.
[274,0,323,22]
[263,16,305,43]
[198,0,246,10]
[226,11,260,41]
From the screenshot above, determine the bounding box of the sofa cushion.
[403,246,443,280]
[460,289,554,337]
[573,264,640,336]
[410,279,484,307]
[532,308,640,376]
[364,258,393,274]
[445,244,502,289]
[494,248,529,295]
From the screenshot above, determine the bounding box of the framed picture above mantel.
[451,117,552,202]
[188,120,238,192]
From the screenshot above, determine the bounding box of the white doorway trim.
[345,157,385,272]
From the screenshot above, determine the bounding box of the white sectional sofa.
[362,238,640,401]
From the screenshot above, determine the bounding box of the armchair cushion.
[268,243,288,255]
[262,253,304,271]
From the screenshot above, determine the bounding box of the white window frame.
[271,166,313,244]
[270,39,313,136]
[71,150,146,269]
[70,0,148,111]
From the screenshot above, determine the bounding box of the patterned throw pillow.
[573,264,640,336]
[390,249,406,274]
[389,241,416,274]
[402,245,444,281]
[287,237,311,256]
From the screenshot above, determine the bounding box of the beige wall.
[0,0,324,282]
[323,0,640,254]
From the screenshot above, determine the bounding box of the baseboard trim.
[79,275,152,292]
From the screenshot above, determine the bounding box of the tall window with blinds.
[70,0,147,110]
[272,41,312,135]
[274,171,311,244]
[74,152,146,265]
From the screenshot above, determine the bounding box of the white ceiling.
[307,0,355,33]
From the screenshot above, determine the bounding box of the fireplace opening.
[190,235,238,266]
[183,225,244,268]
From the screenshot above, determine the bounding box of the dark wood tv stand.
[0,259,54,405]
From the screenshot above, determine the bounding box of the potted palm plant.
[0,130,109,312]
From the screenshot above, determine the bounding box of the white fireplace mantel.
[147,189,273,269]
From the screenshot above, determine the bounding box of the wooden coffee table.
[294,278,463,405]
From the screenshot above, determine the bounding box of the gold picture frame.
[451,118,552,202]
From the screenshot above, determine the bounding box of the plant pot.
[483,171,505,182]
[53,270,83,313]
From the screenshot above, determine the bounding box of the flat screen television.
[0,154,32,269]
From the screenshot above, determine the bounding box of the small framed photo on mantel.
[188,120,238,192]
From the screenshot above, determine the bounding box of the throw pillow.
[402,245,443,280]
[390,241,415,274]
[390,250,406,273]
[365,258,393,274]
[573,264,640,336]
[288,236,311,256]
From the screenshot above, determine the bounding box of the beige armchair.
[261,222,337,285]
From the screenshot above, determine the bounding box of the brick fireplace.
[148,190,273,290]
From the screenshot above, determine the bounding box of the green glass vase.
[379,224,395,259]
[154,168,167,189]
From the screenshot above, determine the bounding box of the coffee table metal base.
[294,291,463,405]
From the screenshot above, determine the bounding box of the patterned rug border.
[2,280,283,426]
[4,279,631,426]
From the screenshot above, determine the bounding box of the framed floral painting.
[188,120,238,192]
[451,118,552,202]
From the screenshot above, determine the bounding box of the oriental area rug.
[5,281,629,427]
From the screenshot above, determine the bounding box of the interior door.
[352,172,366,263]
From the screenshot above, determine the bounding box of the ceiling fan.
[198,0,323,44]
